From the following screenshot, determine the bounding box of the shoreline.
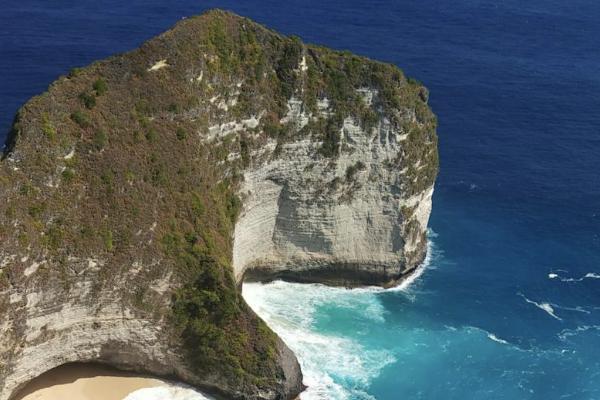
[14,363,184,400]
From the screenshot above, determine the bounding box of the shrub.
[28,204,45,219]
[68,67,83,78]
[71,110,90,128]
[43,219,65,250]
[151,164,167,186]
[62,168,76,183]
[319,117,342,157]
[93,78,108,95]
[100,170,114,187]
[345,161,366,180]
[104,230,113,251]
[276,36,303,99]
[41,113,57,141]
[226,193,242,224]
[146,128,158,142]
[239,138,250,167]
[93,129,108,150]
[176,127,187,140]
[79,92,96,109]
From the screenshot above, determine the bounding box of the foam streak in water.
[548,271,600,282]
[558,325,600,341]
[519,294,562,321]
[487,332,510,345]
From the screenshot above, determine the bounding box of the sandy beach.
[14,363,166,400]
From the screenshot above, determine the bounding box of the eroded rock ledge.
[0,9,438,400]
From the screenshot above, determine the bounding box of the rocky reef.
[0,9,438,400]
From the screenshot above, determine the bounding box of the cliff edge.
[0,10,438,400]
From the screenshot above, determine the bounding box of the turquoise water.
[243,234,600,399]
[2,0,600,399]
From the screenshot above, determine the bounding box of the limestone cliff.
[0,9,438,400]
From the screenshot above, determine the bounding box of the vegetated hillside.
[0,9,437,400]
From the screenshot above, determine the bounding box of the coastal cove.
[2,1,600,400]
[14,364,212,400]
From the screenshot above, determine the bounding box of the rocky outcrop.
[0,9,437,400]
[234,95,435,287]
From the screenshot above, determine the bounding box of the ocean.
[2,1,600,399]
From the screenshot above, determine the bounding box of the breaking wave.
[242,280,394,399]
[242,236,436,399]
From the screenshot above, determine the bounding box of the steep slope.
[0,9,438,400]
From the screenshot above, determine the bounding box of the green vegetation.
[79,92,96,109]
[70,110,90,128]
[93,129,108,150]
[262,114,285,139]
[176,127,187,140]
[43,221,65,250]
[28,203,45,219]
[276,36,303,99]
[319,117,342,157]
[62,168,76,183]
[103,229,113,251]
[346,161,366,181]
[146,128,157,142]
[168,103,180,113]
[100,169,115,188]
[165,182,278,385]
[93,78,108,96]
[41,113,57,141]
[150,163,167,187]
[68,67,83,78]
[239,137,250,167]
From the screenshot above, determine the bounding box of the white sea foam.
[554,304,591,314]
[243,280,395,399]
[123,384,213,400]
[240,235,438,399]
[465,326,513,346]
[548,271,600,282]
[487,333,510,345]
[519,294,562,321]
[384,232,438,293]
[388,239,435,293]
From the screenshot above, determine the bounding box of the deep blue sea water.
[2,1,600,399]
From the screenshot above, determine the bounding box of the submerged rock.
[0,9,437,400]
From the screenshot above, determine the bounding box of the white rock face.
[233,99,434,286]
[0,265,188,400]
[147,59,169,72]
